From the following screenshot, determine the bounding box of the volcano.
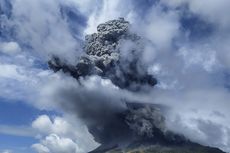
[48,18,226,153]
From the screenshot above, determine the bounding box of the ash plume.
[48,18,166,148]
[48,18,225,153]
[48,18,157,91]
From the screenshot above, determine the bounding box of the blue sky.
[0,99,43,125]
[0,134,36,153]
[0,99,58,153]
[0,100,39,153]
[1,0,230,153]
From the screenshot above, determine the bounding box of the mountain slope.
[104,145,225,153]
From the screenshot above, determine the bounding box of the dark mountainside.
[48,18,225,153]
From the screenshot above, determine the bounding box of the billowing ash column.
[48,18,169,151]
[48,18,157,91]
[48,18,226,153]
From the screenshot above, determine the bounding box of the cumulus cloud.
[31,115,98,153]
[32,134,81,153]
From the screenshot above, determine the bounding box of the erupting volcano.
[48,18,225,153]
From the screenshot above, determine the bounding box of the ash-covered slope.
[98,144,225,153]
[89,103,225,153]
[48,18,225,153]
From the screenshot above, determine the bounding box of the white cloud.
[10,0,82,64]
[32,115,99,153]
[0,64,26,81]
[0,125,36,137]
[138,6,180,50]
[84,0,136,34]
[32,115,53,134]
[0,42,21,55]
[139,85,230,152]
[160,0,186,7]
[178,45,219,72]
[32,144,49,153]
[0,61,52,104]
[32,134,81,153]
[60,0,97,15]
[187,0,230,29]
[162,0,230,29]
